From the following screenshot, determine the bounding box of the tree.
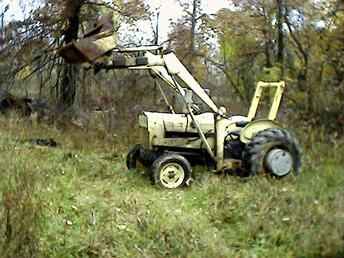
[276,0,285,66]
[169,0,208,76]
[210,7,268,103]
[0,0,146,113]
[59,0,84,110]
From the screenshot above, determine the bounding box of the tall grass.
[0,136,43,258]
[0,118,343,257]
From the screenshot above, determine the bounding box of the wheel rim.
[265,149,293,177]
[159,162,185,189]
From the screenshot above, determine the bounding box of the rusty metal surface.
[58,15,117,64]
[58,42,89,63]
[84,15,114,38]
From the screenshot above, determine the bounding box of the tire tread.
[243,128,302,177]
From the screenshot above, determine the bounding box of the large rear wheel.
[243,128,302,177]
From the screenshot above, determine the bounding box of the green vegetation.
[0,120,343,258]
[0,0,343,257]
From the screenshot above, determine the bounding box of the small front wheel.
[151,154,192,189]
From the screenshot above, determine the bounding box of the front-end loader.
[58,22,301,189]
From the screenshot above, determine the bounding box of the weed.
[0,119,343,257]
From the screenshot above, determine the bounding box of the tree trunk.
[60,64,78,109]
[262,8,273,68]
[153,11,160,105]
[276,0,284,66]
[59,1,83,111]
[264,38,273,68]
[284,6,312,113]
[189,0,198,73]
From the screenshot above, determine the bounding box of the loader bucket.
[58,15,117,64]
[58,34,116,63]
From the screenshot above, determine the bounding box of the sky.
[148,0,229,42]
[0,0,22,21]
[0,0,229,43]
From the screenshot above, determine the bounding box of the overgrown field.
[0,120,343,258]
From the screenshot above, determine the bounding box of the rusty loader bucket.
[58,16,117,64]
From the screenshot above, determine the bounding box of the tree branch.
[84,1,122,13]
[203,57,246,102]
[284,8,308,64]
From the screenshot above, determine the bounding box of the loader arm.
[59,44,221,161]
[60,43,220,114]
[91,47,219,160]
[112,49,220,114]
[161,52,219,114]
[57,17,219,114]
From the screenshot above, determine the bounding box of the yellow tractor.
[58,22,301,189]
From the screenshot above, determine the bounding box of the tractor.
[58,19,301,189]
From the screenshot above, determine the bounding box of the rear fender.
[240,119,281,144]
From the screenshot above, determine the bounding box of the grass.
[0,119,343,258]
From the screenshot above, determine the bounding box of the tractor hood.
[139,112,215,134]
